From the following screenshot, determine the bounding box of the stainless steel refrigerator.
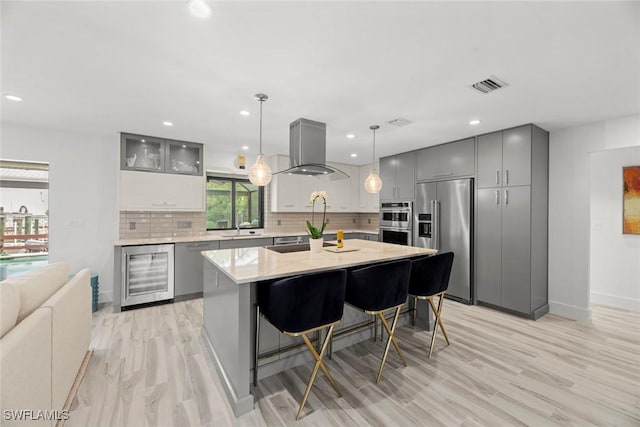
[414,179,473,304]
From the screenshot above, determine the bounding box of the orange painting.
[623,166,640,234]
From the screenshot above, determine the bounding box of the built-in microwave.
[379,201,412,229]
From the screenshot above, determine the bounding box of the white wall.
[1,123,119,302]
[549,114,640,320]
[589,146,640,311]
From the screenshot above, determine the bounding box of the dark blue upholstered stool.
[345,259,411,383]
[255,269,347,420]
[409,252,455,358]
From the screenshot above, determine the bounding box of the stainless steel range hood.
[276,118,348,179]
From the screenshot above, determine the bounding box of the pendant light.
[364,125,382,193]
[248,93,272,186]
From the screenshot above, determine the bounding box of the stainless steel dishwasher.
[121,244,174,307]
[174,241,220,298]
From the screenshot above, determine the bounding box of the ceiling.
[2,1,639,165]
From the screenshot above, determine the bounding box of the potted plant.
[306,191,327,252]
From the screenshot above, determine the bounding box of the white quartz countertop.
[114,229,379,246]
[202,239,437,283]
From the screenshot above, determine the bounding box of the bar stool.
[345,259,411,383]
[255,269,347,420]
[409,252,455,358]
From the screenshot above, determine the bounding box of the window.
[206,176,264,230]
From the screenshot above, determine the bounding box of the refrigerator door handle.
[496,170,500,185]
[432,200,440,250]
[495,190,500,205]
[505,189,509,205]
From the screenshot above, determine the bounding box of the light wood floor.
[68,299,640,426]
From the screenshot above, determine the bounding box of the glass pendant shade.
[364,124,382,193]
[248,154,272,186]
[364,170,382,193]
[248,93,272,186]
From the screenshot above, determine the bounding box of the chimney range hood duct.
[275,118,349,179]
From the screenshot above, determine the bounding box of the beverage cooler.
[121,244,174,307]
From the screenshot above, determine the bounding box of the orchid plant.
[306,190,328,239]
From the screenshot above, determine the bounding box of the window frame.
[206,175,265,231]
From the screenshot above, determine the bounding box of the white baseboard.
[549,300,592,321]
[98,290,113,304]
[590,292,640,312]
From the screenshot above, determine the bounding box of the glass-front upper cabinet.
[120,133,204,175]
[165,140,203,176]
[121,134,165,172]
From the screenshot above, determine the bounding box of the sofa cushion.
[3,262,70,323]
[0,283,21,338]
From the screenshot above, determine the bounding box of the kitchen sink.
[221,232,262,238]
[265,242,337,254]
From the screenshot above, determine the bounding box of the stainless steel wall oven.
[121,244,175,307]
[379,201,413,246]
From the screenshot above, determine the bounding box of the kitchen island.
[201,239,437,416]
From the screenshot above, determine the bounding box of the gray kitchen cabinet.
[477,125,531,189]
[121,133,204,176]
[416,138,475,181]
[219,237,274,250]
[175,241,220,298]
[379,151,415,201]
[475,124,549,319]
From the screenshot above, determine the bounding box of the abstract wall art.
[623,165,640,234]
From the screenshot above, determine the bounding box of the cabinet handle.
[152,202,177,207]
[496,170,500,185]
[495,190,500,205]
[284,204,295,207]
[505,190,509,205]
[433,172,453,178]
[505,169,509,185]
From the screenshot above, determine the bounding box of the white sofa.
[0,263,91,426]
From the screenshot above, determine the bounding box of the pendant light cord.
[372,127,376,171]
[370,124,379,172]
[259,98,263,155]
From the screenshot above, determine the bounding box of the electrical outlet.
[277,219,281,226]
[352,218,356,224]
[326,218,330,224]
[368,218,371,224]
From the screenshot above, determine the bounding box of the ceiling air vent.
[385,117,413,127]
[471,76,508,94]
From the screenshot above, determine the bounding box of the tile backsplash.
[119,211,206,239]
[119,210,378,239]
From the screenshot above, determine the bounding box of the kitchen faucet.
[236,211,244,234]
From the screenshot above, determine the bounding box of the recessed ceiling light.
[182,144,187,148]
[240,110,250,116]
[469,119,481,125]
[347,134,355,139]
[350,153,358,158]
[163,121,174,127]
[242,145,249,150]
[141,139,146,143]
[188,0,212,18]
[4,95,23,102]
